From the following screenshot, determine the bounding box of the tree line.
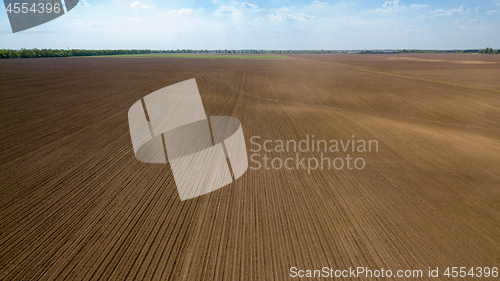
[478,48,499,54]
[0,48,151,59]
[1,48,498,59]
[359,48,500,54]
[150,48,500,54]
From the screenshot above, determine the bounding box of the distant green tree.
[0,49,151,59]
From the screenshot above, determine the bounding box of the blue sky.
[1,0,499,49]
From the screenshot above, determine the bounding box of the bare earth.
[0,54,499,280]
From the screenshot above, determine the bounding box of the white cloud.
[215,6,243,19]
[312,0,328,6]
[127,17,142,22]
[130,1,155,9]
[383,0,404,7]
[377,0,405,12]
[77,0,90,8]
[431,5,467,16]
[268,10,319,21]
[239,17,266,25]
[167,8,193,15]
[69,19,105,29]
[409,4,429,9]
[475,7,481,11]
[303,15,320,20]
[241,2,258,9]
[486,10,499,15]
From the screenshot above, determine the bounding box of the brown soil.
[291,53,500,92]
[1,55,499,280]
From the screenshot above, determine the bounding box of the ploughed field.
[0,54,499,280]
